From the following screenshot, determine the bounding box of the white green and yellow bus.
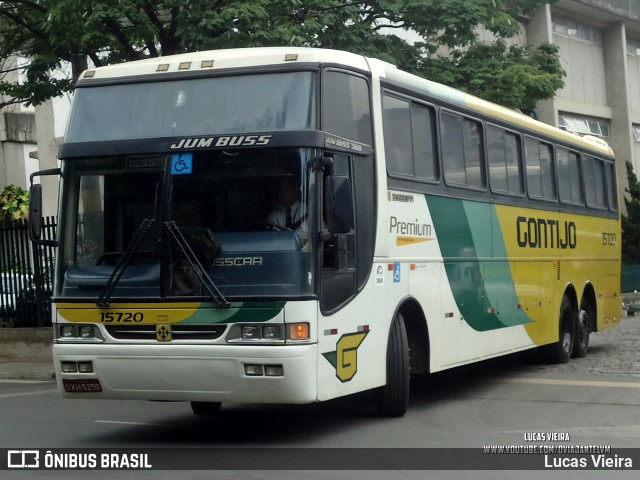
[30,47,621,417]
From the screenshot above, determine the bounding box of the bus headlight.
[60,325,77,338]
[262,325,283,340]
[57,323,103,342]
[79,325,95,339]
[241,325,260,339]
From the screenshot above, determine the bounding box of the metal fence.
[0,217,56,327]
[622,264,640,294]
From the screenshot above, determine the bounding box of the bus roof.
[79,47,371,80]
[79,47,613,158]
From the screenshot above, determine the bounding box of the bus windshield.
[65,72,317,142]
[60,148,316,301]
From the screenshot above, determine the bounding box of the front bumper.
[53,342,318,404]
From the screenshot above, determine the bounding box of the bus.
[30,47,621,417]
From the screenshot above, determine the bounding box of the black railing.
[0,217,56,327]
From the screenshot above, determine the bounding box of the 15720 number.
[99,312,144,323]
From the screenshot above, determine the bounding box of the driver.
[266,176,308,242]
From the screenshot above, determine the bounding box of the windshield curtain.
[59,149,316,300]
[65,72,316,143]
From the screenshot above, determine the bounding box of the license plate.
[63,378,102,393]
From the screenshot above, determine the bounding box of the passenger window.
[382,94,437,181]
[525,138,555,201]
[487,126,523,195]
[442,112,484,188]
[584,155,607,209]
[557,148,584,205]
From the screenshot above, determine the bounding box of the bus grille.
[105,324,227,340]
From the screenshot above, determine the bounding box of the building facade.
[526,0,640,204]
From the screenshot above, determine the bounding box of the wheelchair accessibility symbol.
[171,153,193,175]
[393,263,401,283]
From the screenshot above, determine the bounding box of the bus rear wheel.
[375,312,410,417]
[191,401,222,416]
[572,308,590,358]
[541,295,575,364]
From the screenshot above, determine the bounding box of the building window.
[558,113,609,138]
[552,14,601,44]
[627,38,640,56]
[633,125,640,142]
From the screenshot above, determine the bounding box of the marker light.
[288,323,309,341]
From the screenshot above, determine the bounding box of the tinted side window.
[382,94,436,181]
[411,104,437,180]
[442,112,484,188]
[525,138,555,201]
[323,71,372,145]
[584,155,607,209]
[557,148,584,205]
[382,95,413,176]
[606,162,618,212]
[487,126,523,195]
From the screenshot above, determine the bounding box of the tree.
[0,0,563,110]
[622,161,640,264]
[0,184,29,221]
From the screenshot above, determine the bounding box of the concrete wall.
[554,33,608,109]
[0,328,52,359]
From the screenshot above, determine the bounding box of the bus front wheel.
[375,312,410,417]
[191,401,222,416]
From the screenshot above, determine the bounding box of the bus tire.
[572,309,589,358]
[375,312,410,417]
[190,401,222,416]
[542,296,575,364]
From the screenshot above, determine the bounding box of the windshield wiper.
[96,219,155,308]
[165,221,230,308]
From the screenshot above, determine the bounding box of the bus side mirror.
[324,174,354,234]
[29,168,60,247]
[29,184,43,241]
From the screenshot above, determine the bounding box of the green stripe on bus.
[181,301,285,324]
[426,195,533,332]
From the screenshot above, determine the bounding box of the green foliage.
[0,185,29,222]
[0,0,563,109]
[622,161,640,263]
